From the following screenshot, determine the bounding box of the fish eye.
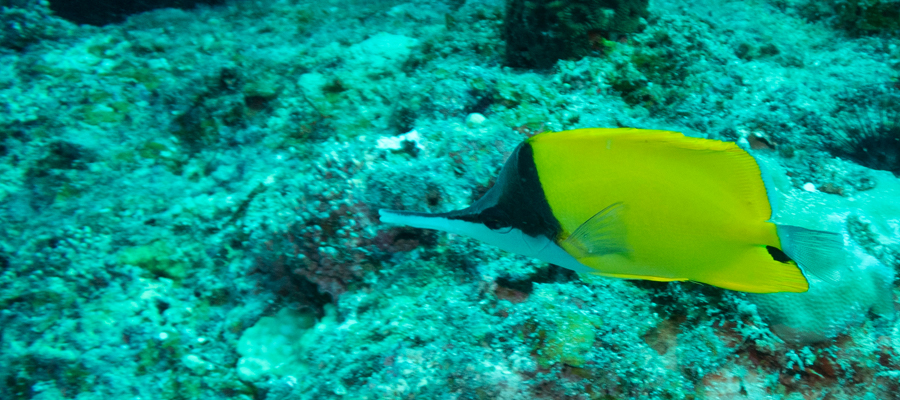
[495,225,513,234]
[484,218,509,230]
[480,207,511,231]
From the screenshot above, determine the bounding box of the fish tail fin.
[699,225,846,293]
[777,224,846,284]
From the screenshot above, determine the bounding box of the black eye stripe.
[445,143,560,238]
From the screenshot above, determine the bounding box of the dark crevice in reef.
[49,0,228,26]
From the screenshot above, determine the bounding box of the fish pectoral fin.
[563,202,631,258]
[777,224,846,284]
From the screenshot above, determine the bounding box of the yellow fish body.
[380,128,841,293]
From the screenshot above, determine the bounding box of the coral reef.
[504,0,649,68]
[797,0,900,36]
[49,0,228,26]
[0,1,72,50]
[828,88,900,177]
[0,0,899,399]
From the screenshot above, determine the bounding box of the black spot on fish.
[766,246,792,263]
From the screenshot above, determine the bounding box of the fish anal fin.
[563,202,631,258]
[586,271,685,282]
[697,246,810,293]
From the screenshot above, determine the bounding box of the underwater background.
[1,0,899,399]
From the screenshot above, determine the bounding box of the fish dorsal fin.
[529,128,736,152]
[529,128,774,223]
[777,224,846,284]
[562,202,631,258]
[753,155,791,220]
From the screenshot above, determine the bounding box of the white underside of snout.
[380,210,593,273]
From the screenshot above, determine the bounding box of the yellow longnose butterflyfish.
[380,128,843,293]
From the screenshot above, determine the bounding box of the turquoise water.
[0,0,898,399]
